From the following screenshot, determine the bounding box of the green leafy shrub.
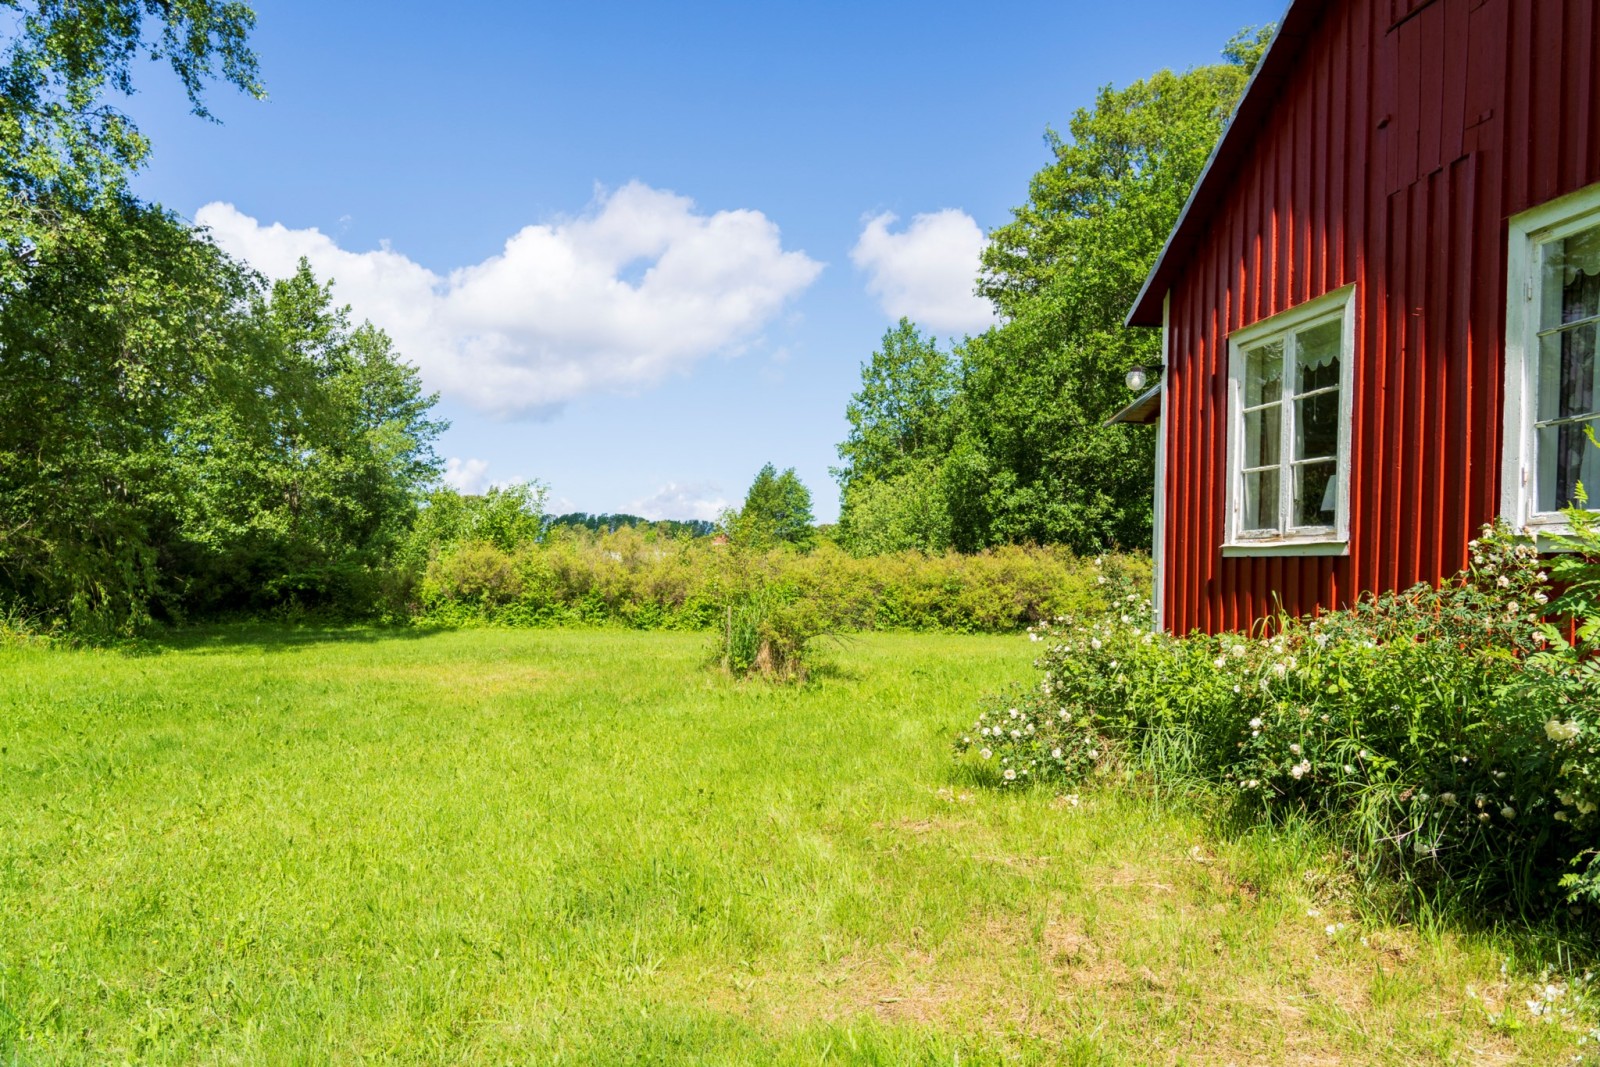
[962,532,1599,920]
[407,523,1144,635]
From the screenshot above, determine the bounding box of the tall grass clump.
[958,527,1600,923]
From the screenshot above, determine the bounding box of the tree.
[167,261,445,613]
[0,200,254,629]
[949,33,1266,554]
[732,463,815,548]
[834,319,958,494]
[837,460,952,556]
[0,0,263,207]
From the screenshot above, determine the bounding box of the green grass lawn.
[0,627,1593,1064]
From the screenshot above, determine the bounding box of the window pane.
[1242,469,1280,533]
[1295,319,1342,394]
[1541,222,1600,331]
[1294,461,1338,527]
[1295,389,1341,460]
[1245,341,1283,407]
[1536,417,1600,512]
[1243,406,1280,467]
[1536,322,1600,423]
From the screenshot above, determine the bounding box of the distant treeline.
[543,513,718,538]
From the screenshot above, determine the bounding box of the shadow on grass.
[129,620,459,656]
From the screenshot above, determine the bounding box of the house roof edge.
[1126,0,1328,328]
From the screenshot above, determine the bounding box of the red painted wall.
[1160,0,1600,634]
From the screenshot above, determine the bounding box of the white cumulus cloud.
[631,482,730,523]
[196,182,824,418]
[442,457,491,495]
[851,209,995,334]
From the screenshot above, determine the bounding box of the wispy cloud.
[851,209,995,334]
[198,182,824,418]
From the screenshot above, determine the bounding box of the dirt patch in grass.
[691,850,1534,1065]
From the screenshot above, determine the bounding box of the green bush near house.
[961,524,1600,923]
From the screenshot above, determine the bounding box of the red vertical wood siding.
[1159,0,1600,634]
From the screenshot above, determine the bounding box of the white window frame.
[1223,285,1356,556]
[1500,181,1600,537]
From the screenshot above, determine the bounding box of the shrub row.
[409,525,1147,635]
[958,526,1599,921]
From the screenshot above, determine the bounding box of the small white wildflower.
[1245,779,1259,789]
[1478,812,1491,823]
[1051,747,1063,759]
[1497,575,1511,588]
[1214,656,1227,668]
[1087,749,1100,760]
[1003,768,1016,781]
[1501,805,1516,819]
[1545,718,1582,742]
[1289,743,1302,755]
[1249,717,1263,729]
[1290,760,1311,779]
[1438,792,1457,807]
[979,748,993,760]
[1344,764,1355,774]
[1090,638,1102,650]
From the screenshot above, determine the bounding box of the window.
[1503,183,1600,533]
[1225,286,1355,554]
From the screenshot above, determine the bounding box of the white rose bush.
[958,529,1600,921]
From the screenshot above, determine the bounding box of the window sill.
[1222,539,1349,558]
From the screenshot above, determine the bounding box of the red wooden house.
[1117,0,1600,634]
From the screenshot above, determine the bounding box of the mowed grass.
[0,627,1592,1065]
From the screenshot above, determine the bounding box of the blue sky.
[129,0,1281,522]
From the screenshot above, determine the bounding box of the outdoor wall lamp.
[1124,366,1158,391]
